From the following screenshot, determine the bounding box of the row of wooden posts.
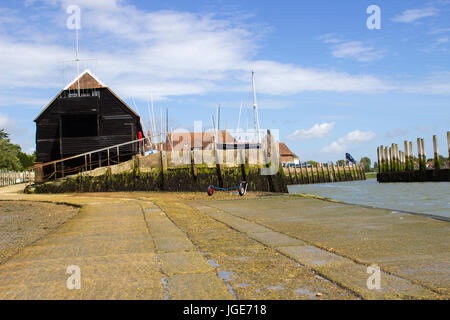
[377,132,450,173]
[285,162,365,185]
[0,170,34,187]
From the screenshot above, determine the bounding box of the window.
[62,115,98,137]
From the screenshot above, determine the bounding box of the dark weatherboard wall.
[35,73,143,174]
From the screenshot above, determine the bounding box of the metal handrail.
[36,132,168,169]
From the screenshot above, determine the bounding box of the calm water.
[288,179,450,218]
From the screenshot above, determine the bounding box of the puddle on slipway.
[161,277,169,300]
[294,288,317,299]
[218,270,235,282]
[207,259,220,268]
[202,254,238,299]
[266,285,285,291]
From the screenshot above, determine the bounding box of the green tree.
[17,150,36,169]
[337,159,346,166]
[306,160,317,166]
[0,129,9,140]
[0,129,34,170]
[360,157,371,172]
[0,139,22,170]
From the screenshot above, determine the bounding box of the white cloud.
[288,122,335,140]
[386,129,408,138]
[248,60,392,94]
[0,0,449,114]
[428,27,450,35]
[401,71,450,94]
[436,37,449,45]
[0,113,15,130]
[322,130,376,153]
[0,0,398,106]
[330,41,385,62]
[319,35,385,62]
[391,8,439,23]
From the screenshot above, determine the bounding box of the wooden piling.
[422,138,427,169]
[351,163,357,180]
[377,147,381,173]
[386,147,393,172]
[293,165,299,184]
[338,163,344,181]
[433,135,440,170]
[394,145,398,171]
[448,131,450,168]
[298,165,304,184]
[304,163,310,184]
[417,138,422,170]
[331,163,337,182]
[320,163,326,182]
[342,163,348,180]
[287,165,293,184]
[325,163,332,182]
[409,141,414,170]
[404,141,409,171]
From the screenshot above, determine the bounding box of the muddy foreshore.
[0,201,79,264]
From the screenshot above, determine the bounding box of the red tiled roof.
[279,142,296,157]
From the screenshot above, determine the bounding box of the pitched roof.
[35,70,139,122]
[64,69,106,90]
[279,142,297,157]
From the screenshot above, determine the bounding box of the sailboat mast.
[75,28,80,96]
[251,71,260,143]
[150,91,157,143]
[237,100,242,131]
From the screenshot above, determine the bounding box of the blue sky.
[0,0,449,163]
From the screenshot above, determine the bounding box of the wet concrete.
[0,184,447,299]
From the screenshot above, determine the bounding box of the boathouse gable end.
[34,70,143,164]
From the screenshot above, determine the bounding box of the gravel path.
[0,201,79,264]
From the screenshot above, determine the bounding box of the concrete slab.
[250,232,307,247]
[167,273,234,300]
[210,215,271,234]
[159,251,214,275]
[153,236,196,252]
[278,245,348,267]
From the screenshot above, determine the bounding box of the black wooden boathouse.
[34,70,144,176]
